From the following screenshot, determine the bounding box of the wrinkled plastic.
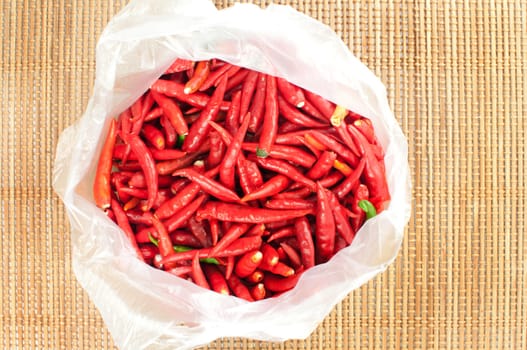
[52,1,411,349]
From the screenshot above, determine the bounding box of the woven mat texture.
[1,0,526,349]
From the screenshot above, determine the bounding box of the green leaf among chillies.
[358,199,377,220]
[176,134,187,148]
[173,245,219,265]
[255,147,269,158]
[148,232,159,246]
[149,235,219,265]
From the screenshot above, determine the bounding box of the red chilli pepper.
[240,70,258,119]
[203,264,230,295]
[150,90,188,136]
[241,175,290,202]
[303,89,335,120]
[327,190,355,245]
[277,95,327,128]
[307,130,359,167]
[334,157,366,199]
[164,58,193,74]
[267,226,296,242]
[315,182,336,262]
[256,158,316,192]
[247,270,264,284]
[257,75,279,158]
[196,202,313,224]
[151,80,230,111]
[276,77,306,108]
[225,69,249,91]
[250,283,266,301]
[172,167,239,203]
[227,275,254,302]
[259,244,279,270]
[207,131,225,169]
[248,73,267,133]
[351,184,370,231]
[265,198,315,211]
[184,60,210,94]
[279,242,302,268]
[306,150,337,180]
[160,115,177,148]
[110,199,144,261]
[192,252,210,290]
[225,90,241,135]
[183,76,228,152]
[294,217,315,268]
[164,194,207,233]
[219,112,251,190]
[199,63,232,92]
[264,272,301,293]
[142,124,165,150]
[188,216,211,248]
[94,119,117,210]
[242,143,316,168]
[209,223,250,257]
[127,135,158,211]
[234,250,263,278]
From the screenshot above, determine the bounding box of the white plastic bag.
[53,1,411,349]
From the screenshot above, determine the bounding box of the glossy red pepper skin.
[240,70,258,119]
[303,89,335,120]
[267,226,296,242]
[225,90,241,135]
[196,202,313,224]
[227,275,254,302]
[160,235,262,266]
[184,60,210,94]
[257,75,279,157]
[234,250,263,278]
[164,194,207,233]
[144,107,163,122]
[94,119,117,210]
[203,264,230,295]
[307,150,337,180]
[279,242,302,268]
[148,213,177,268]
[351,184,370,231]
[264,272,301,293]
[164,58,193,74]
[248,73,267,133]
[207,131,225,169]
[151,79,230,111]
[242,143,316,168]
[219,111,251,190]
[150,90,188,136]
[141,124,165,150]
[307,130,359,167]
[172,168,240,203]
[188,217,211,248]
[259,244,279,271]
[315,182,336,262]
[277,95,327,129]
[225,69,249,91]
[326,191,355,245]
[334,158,366,199]
[294,217,315,268]
[192,252,211,290]
[160,115,177,148]
[250,283,266,301]
[256,158,316,192]
[127,135,158,211]
[183,76,228,152]
[276,77,305,108]
[241,175,290,202]
[209,223,250,257]
[264,198,315,211]
[110,199,144,261]
[199,63,232,92]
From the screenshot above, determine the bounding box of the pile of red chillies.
[93,58,390,301]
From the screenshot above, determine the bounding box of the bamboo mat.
[1,0,526,349]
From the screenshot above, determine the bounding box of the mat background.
[1,0,526,349]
